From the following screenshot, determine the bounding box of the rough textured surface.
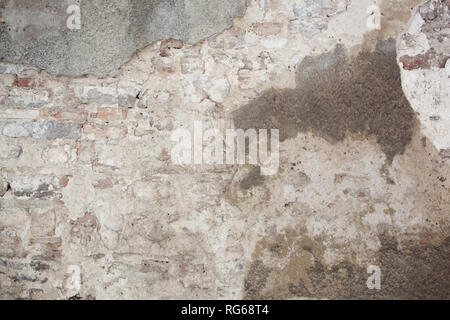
[0,0,449,300]
[398,0,449,153]
[399,0,449,70]
[245,230,450,299]
[0,0,248,75]
[233,39,416,163]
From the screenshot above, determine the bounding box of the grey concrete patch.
[0,0,248,76]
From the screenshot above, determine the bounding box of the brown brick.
[13,77,35,88]
[83,123,128,140]
[96,107,127,121]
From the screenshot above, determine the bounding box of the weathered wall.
[0,0,449,299]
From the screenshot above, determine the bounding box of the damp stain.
[244,227,450,299]
[240,166,265,190]
[233,38,417,164]
[298,232,450,300]
[237,8,449,297]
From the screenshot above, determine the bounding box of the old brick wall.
[0,0,448,299]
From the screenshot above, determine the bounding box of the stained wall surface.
[0,0,449,299]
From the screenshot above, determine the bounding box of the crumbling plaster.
[0,0,448,299]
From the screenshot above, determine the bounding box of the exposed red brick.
[400,49,448,70]
[59,175,71,188]
[41,108,62,119]
[13,76,35,88]
[158,148,171,162]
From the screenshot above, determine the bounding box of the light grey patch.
[1,120,81,139]
[288,20,325,38]
[296,44,347,80]
[2,121,34,137]
[290,0,348,37]
[33,120,82,140]
[287,171,311,189]
[0,62,38,74]
[79,88,118,105]
[0,143,22,159]
[8,88,49,107]
[118,88,138,108]
[440,149,450,159]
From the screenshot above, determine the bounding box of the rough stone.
[8,88,49,107]
[0,177,9,197]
